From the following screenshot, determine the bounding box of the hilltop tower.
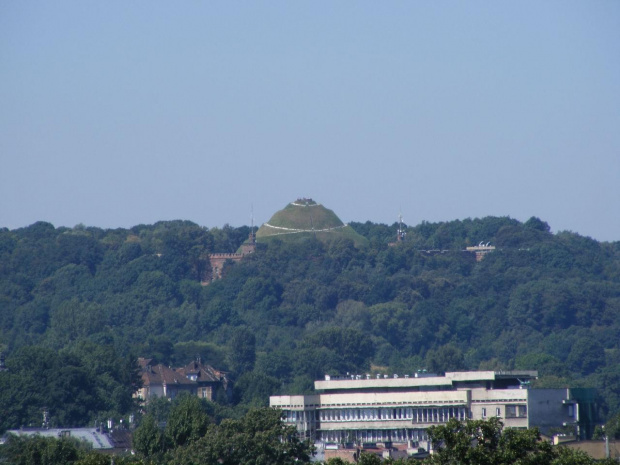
[239,207,257,255]
[389,212,407,246]
[397,212,406,242]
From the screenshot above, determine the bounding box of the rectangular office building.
[270,371,595,445]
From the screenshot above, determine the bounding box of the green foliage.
[133,394,212,460]
[133,413,165,458]
[233,372,281,407]
[0,345,138,432]
[227,327,256,375]
[425,417,553,465]
[358,452,383,465]
[0,435,81,465]
[605,411,620,439]
[515,353,568,378]
[426,344,466,373]
[298,327,375,377]
[74,452,144,465]
[567,337,605,376]
[255,201,368,247]
[144,396,172,423]
[164,394,210,448]
[2,215,620,430]
[524,216,551,233]
[0,434,145,465]
[172,407,314,465]
[424,418,620,465]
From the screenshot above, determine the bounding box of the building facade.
[135,357,231,403]
[270,371,596,446]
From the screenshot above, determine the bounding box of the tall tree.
[227,327,256,375]
[132,413,164,459]
[423,417,615,465]
[164,394,210,449]
[172,408,314,465]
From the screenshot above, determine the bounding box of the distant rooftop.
[315,370,538,391]
[2,428,115,449]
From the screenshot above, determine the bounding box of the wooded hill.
[1,216,620,434]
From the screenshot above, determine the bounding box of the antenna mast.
[397,211,405,242]
[250,204,256,244]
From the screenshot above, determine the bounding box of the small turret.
[239,206,257,255]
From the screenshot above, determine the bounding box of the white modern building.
[270,371,596,445]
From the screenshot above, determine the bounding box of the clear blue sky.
[1,1,619,241]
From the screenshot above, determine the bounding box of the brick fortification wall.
[204,233,256,284]
[208,253,244,282]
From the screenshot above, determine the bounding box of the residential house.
[135,357,231,403]
[175,357,231,402]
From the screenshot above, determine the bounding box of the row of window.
[317,407,469,423]
[285,410,316,422]
[481,405,527,418]
[285,404,528,424]
[320,428,429,444]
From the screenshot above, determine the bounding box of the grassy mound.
[255,199,367,247]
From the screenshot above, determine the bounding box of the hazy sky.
[1,2,619,241]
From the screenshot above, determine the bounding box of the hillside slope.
[1,216,620,433]
[255,198,367,246]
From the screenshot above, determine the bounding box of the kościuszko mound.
[255,198,366,246]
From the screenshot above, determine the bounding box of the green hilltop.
[255,198,367,246]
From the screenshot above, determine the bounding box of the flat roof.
[3,428,114,449]
[315,371,538,391]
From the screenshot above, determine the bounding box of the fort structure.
[205,229,256,283]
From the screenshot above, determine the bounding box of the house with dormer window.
[134,357,231,403]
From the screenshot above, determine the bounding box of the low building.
[269,371,596,447]
[135,358,196,401]
[135,357,231,403]
[1,427,132,454]
[561,439,620,461]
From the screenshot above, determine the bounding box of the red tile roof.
[138,359,195,387]
[176,360,225,384]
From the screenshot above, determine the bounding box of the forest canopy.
[1,216,619,433]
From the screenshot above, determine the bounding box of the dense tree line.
[1,216,620,434]
[0,344,139,432]
[422,417,618,465]
[2,411,615,465]
[0,400,313,465]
